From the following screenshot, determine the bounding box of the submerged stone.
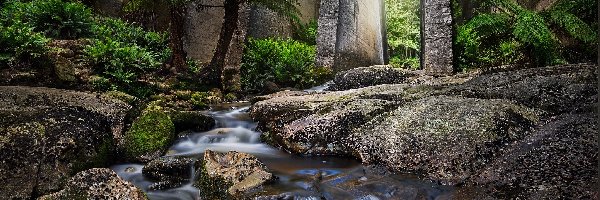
[142,157,195,190]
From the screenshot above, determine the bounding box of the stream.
[111,85,456,199]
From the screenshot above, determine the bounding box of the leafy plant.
[83,17,170,97]
[241,38,330,93]
[84,40,161,97]
[453,0,596,69]
[0,21,49,67]
[1,0,94,39]
[292,19,318,45]
[91,17,170,56]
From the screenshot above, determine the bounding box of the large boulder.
[250,84,444,155]
[328,65,478,91]
[329,65,410,90]
[39,168,147,200]
[473,113,598,199]
[351,96,539,184]
[142,157,195,190]
[0,86,131,199]
[195,150,274,199]
[447,64,597,114]
[249,64,597,198]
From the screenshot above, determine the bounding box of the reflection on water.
[112,103,455,200]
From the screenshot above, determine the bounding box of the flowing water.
[112,101,456,200]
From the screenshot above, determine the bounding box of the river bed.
[111,102,456,199]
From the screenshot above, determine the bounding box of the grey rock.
[170,111,215,133]
[249,64,597,198]
[329,65,410,91]
[142,157,195,190]
[39,168,147,200]
[0,86,131,199]
[195,150,274,198]
[447,64,597,114]
[352,96,539,184]
[473,113,598,199]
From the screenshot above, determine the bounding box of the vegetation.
[199,0,300,92]
[0,21,49,67]
[124,109,175,159]
[385,0,421,69]
[453,0,597,70]
[1,0,94,39]
[292,19,318,45]
[84,18,169,97]
[240,38,331,93]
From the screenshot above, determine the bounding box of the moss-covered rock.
[124,110,175,162]
[0,86,131,199]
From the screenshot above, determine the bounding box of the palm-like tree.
[124,0,299,91]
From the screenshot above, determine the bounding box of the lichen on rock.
[195,150,275,199]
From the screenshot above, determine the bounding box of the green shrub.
[83,17,169,97]
[512,10,560,66]
[124,110,175,159]
[453,0,596,69]
[91,17,170,56]
[0,21,49,67]
[292,19,318,45]
[455,13,522,69]
[83,40,161,97]
[1,0,94,39]
[241,38,329,92]
[84,40,161,82]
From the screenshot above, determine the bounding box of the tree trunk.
[169,4,187,74]
[200,0,240,88]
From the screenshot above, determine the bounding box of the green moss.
[223,93,237,102]
[189,91,221,109]
[103,90,138,105]
[194,159,233,200]
[124,110,175,159]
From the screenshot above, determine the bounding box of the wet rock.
[0,86,131,199]
[250,84,441,155]
[142,157,195,190]
[249,64,598,198]
[329,65,410,90]
[473,113,598,199]
[170,111,215,133]
[275,99,398,155]
[39,168,147,200]
[352,96,539,184]
[447,64,597,114]
[195,150,274,198]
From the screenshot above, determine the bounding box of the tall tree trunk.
[201,0,240,88]
[169,4,187,74]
